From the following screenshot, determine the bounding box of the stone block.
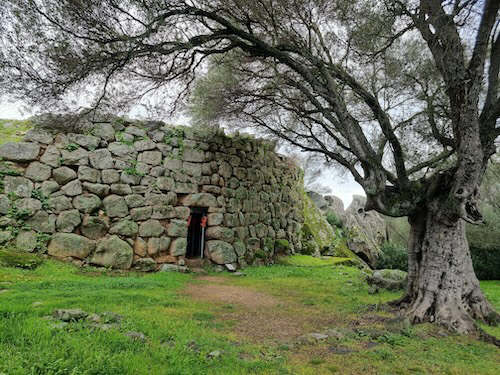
[120,171,142,185]
[61,180,82,196]
[103,195,129,218]
[206,226,234,242]
[3,176,34,198]
[156,176,174,191]
[218,161,232,179]
[167,219,188,237]
[130,206,152,221]
[53,167,77,186]
[108,142,136,157]
[224,213,239,227]
[164,158,182,171]
[82,183,110,197]
[183,162,202,177]
[151,205,176,220]
[150,166,165,177]
[133,258,157,272]
[138,151,162,165]
[40,145,61,168]
[255,223,269,238]
[132,186,148,194]
[81,216,109,240]
[160,236,171,252]
[125,194,145,208]
[155,255,176,264]
[110,184,132,195]
[73,194,101,214]
[92,123,115,141]
[61,148,88,166]
[134,139,156,151]
[170,238,187,256]
[0,142,40,162]
[48,195,73,213]
[125,126,146,137]
[90,235,133,269]
[183,149,205,162]
[181,193,217,207]
[56,209,81,232]
[48,233,95,259]
[25,162,52,182]
[110,220,139,237]
[202,185,221,194]
[207,213,223,226]
[16,230,38,252]
[174,206,190,220]
[233,241,247,257]
[247,237,260,251]
[147,237,161,256]
[145,192,177,206]
[89,149,115,170]
[134,237,147,257]
[139,219,164,237]
[0,195,9,215]
[101,169,120,183]
[174,182,198,194]
[206,240,237,264]
[68,133,100,150]
[77,166,100,183]
[24,128,54,144]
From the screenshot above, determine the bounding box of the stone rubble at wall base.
[0,118,304,270]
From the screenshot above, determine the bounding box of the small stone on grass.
[125,331,147,341]
[207,350,222,359]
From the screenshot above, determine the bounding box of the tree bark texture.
[403,203,496,333]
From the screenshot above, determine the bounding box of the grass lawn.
[0,255,499,375]
[0,119,32,145]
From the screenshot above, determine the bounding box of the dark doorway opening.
[186,207,208,259]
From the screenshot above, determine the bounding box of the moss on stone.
[274,239,290,253]
[254,249,267,259]
[262,237,275,253]
[0,247,43,269]
[301,187,335,250]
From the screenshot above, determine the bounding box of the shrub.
[274,239,290,255]
[375,242,408,271]
[469,246,500,280]
[326,211,343,228]
[467,198,500,280]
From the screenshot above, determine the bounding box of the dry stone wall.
[0,119,304,270]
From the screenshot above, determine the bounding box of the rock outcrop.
[307,191,386,267]
[343,195,386,266]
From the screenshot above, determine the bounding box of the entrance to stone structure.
[186,207,208,259]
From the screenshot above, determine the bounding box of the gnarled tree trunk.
[402,201,496,333]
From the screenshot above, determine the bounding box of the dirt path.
[184,276,279,309]
[183,275,339,343]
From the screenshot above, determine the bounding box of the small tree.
[0,0,499,333]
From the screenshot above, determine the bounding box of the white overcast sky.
[0,100,364,207]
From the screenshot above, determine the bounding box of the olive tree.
[0,0,498,334]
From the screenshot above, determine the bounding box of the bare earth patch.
[184,275,342,343]
[184,276,279,309]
